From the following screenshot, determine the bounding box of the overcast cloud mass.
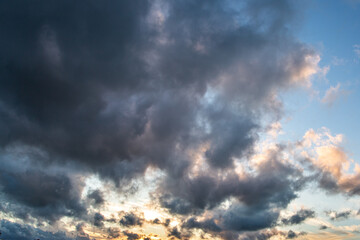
[1,0,360,239]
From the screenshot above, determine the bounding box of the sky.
[0,0,360,240]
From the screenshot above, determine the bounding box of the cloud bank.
[0,0,338,239]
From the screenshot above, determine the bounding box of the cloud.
[107,227,121,239]
[301,128,360,196]
[182,217,222,233]
[237,229,287,240]
[354,44,360,58]
[167,227,183,239]
[123,231,141,240]
[319,225,329,230]
[281,209,315,225]
[87,190,105,206]
[0,168,86,223]
[0,219,74,240]
[93,212,105,227]
[222,205,280,232]
[326,210,352,221]
[159,144,305,218]
[321,83,347,107]
[0,0,320,179]
[119,212,144,227]
[287,230,307,239]
[0,0,324,238]
[332,56,346,66]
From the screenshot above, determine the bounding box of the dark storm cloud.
[0,219,74,240]
[0,0,315,179]
[0,0,319,238]
[0,169,86,223]
[281,209,315,225]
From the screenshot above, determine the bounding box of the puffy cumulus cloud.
[0,0,324,239]
[300,128,360,196]
[281,209,315,225]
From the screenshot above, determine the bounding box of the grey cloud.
[286,230,307,239]
[0,169,86,223]
[222,205,279,232]
[107,227,121,239]
[319,225,328,230]
[160,146,305,214]
[318,172,340,193]
[119,212,144,227]
[0,0,316,180]
[281,209,315,225]
[181,207,280,235]
[182,217,222,233]
[326,210,352,221]
[237,229,286,240]
[0,219,74,240]
[159,195,197,215]
[75,223,91,240]
[168,227,183,239]
[87,190,104,206]
[151,218,171,227]
[0,0,319,238]
[93,212,105,227]
[204,107,257,168]
[123,231,141,240]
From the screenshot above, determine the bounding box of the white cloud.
[332,56,346,66]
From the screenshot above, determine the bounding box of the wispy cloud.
[354,44,360,58]
[321,83,347,107]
